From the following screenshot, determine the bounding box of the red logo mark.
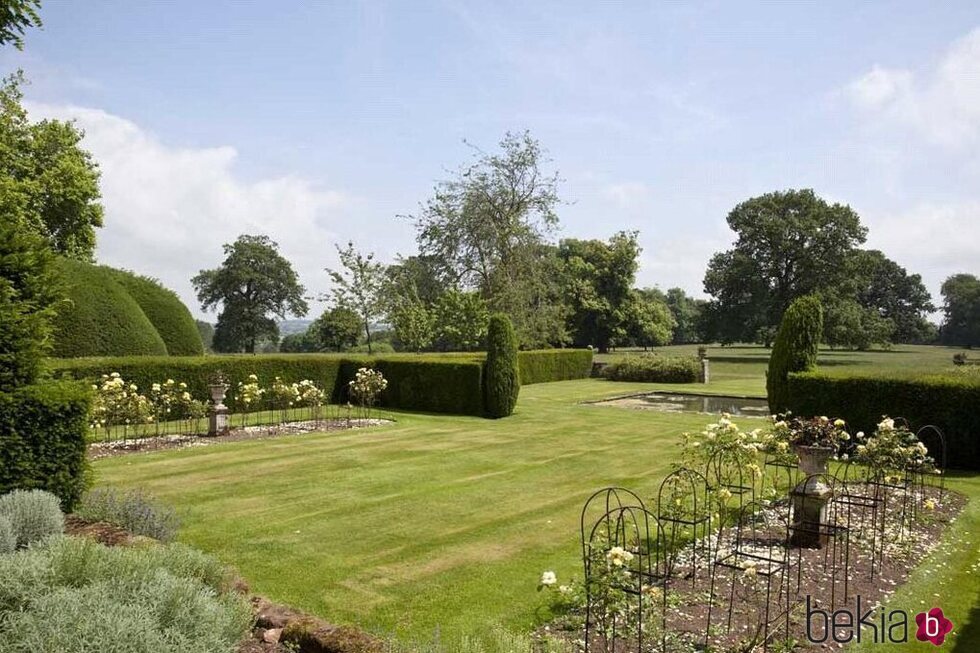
[915,607,953,646]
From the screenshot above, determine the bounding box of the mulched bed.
[88,418,392,460]
[543,484,965,652]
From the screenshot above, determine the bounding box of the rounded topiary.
[484,314,520,418]
[767,294,823,414]
[108,269,204,356]
[50,259,168,358]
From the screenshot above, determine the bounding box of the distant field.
[593,344,967,396]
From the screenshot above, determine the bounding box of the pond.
[593,392,770,416]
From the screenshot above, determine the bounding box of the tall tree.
[559,231,641,352]
[848,250,934,343]
[619,288,675,349]
[407,131,565,346]
[432,289,489,351]
[662,287,705,344]
[324,241,386,353]
[314,307,362,352]
[390,299,435,353]
[0,73,104,260]
[192,235,308,353]
[703,189,867,345]
[0,0,41,50]
[940,274,980,348]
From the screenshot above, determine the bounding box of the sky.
[3,1,980,321]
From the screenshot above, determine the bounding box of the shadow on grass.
[953,591,980,652]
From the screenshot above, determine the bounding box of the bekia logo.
[916,607,954,646]
[806,595,954,646]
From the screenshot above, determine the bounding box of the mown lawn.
[92,356,980,650]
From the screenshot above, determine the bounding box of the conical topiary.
[767,294,823,414]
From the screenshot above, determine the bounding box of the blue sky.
[4,1,980,319]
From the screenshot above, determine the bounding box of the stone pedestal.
[789,445,834,548]
[208,384,229,437]
[700,358,710,384]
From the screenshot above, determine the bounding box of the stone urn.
[208,383,229,437]
[790,444,835,548]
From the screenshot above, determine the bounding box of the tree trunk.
[365,320,372,354]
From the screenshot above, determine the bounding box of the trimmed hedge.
[49,355,344,410]
[787,371,980,470]
[50,259,168,358]
[517,349,593,385]
[48,349,594,418]
[0,381,91,510]
[602,354,700,383]
[338,358,484,415]
[108,270,204,356]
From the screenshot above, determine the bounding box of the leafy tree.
[767,295,823,413]
[384,255,446,307]
[484,314,519,418]
[390,299,434,353]
[848,250,934,344]
[940,274,980,348]
[0,0,41,50]
[0,73,104,260]
[433,289,489,351]
[324,241,386,353]
[822,294,894,350]
[0,218,59,391]
[559,231,640,353]
[619,289,675,349]
[192,234,308,353]
[314,307,362,352]
[408,131,565,346]
[704,189,866,345]
[195,320,214,352]
[279,329,319,353]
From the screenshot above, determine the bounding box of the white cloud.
[844,27,980,147]
[864,201,980,301]
[25,102,351,321]
[603,182,649,209]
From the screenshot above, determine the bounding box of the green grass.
[91,368,980,650]
[594,343,967,396]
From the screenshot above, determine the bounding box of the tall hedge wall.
[108,270,204,356]
[517,349,593,385]
[338,358,484,415]
[50,260,168,358]
[0,381,91,510]
[787,371,980,470]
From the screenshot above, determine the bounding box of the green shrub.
[0,536,251,653]
[767,294,823,413]
[76,488,180,542]
[517,349,593,385]
[0,221,61,391]
[787,371,980,470]
[108,270,204,356]
[601,354,700,383]
[483,315,519,418]
[0,381,91,511]
[0,516,15,554]
[50,259,168,358]
[0,490,64,548]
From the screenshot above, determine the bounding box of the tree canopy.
[0,73,104,260]
[940,274,980,348]
[0,0,41,50]
[704,189,867,345]
[324,241,386,354]
[192,234,308,353]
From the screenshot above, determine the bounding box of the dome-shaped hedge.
[50,259,168,358]
[107,270,204,355]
